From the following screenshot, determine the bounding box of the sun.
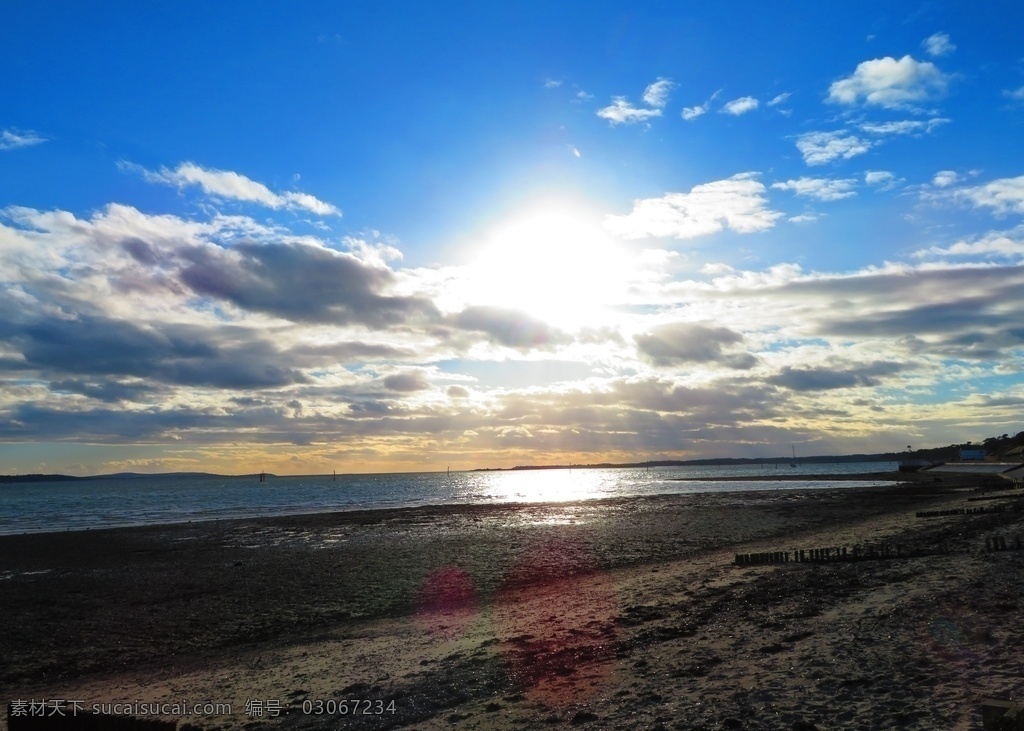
[461,205,631,329]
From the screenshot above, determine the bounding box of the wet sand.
[2,476,1023,730]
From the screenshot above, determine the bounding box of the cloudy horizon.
[2,3,1023,475]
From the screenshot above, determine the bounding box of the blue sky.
[2,1,1024,474]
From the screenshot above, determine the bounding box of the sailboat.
[790,445,797,468]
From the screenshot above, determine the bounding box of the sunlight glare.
[465,207,631,329]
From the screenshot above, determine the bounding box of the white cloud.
[788,213,819,224]
[643,78,675,108]
[14,174,1024,466]
[922,32,956,57]
[681,90,721,121]
[596,97,662,125]
[828,55,951,110]
[720,96,759,116]
[544,79,562,88]
[130,161,341,216]
[282,191,340,217]
[700,262,736,276]
[860,118,949,135]
[772,177,857,201]
[1003,86,1024,103]
[682,104,709,121]
[950,175,1024,215]
[767,92,791,107]
[913,226,1024,259]
[864,170,903,191]
[604,173,782,240]
[795,131,873,166]
[932,170,958,188]
[0,129,47,151]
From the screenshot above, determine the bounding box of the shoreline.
[668,470,913,481]
[3,478,1022,730]
[0,470,913,539]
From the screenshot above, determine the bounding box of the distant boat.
[790,445,797,468]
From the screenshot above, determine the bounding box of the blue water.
[0,462,900,535]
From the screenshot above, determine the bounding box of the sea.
[0,461,901,536]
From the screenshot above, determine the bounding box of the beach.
[2,474,1022,730]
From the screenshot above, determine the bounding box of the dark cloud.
[450,306,568,350]
[48,379,160,403]
[287,341,416,362]
[3,316,308,389]
[447,385,470,398]
[767,361,906,391]
[383,372,431,392]
[179,241,438,326]
[634,323,756,369]
[230,396,270,406]
[121,237,163,266]
[609,377,781,421]
[777,265,1024,302]
[0,403,214,441]
[347,400,399,417]
[824,298,1018,338]
[925,329,1024,361]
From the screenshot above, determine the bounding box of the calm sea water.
[0,462,900,535]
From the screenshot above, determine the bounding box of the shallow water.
[0,461,899,535]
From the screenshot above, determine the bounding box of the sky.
[2,1,1024,475]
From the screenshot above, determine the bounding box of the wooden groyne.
[734,542,949,566]
[917,505,1005,518]
[985,535,1023,552]
[735,534,1024,566]
[971,483,1023,494]
[917,502,1023,517]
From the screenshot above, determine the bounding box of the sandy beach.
[3,474,1022,730]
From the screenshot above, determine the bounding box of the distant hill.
[973,431,1024,461]
[490,430,1024,472]
[0,471,228,484]
[4,430,1022,482]
[0,473,90,484]
[96,471,227,480]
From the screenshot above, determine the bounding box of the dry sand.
[2,475,1022,730]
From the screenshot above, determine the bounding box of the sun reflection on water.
[477,468,614,504]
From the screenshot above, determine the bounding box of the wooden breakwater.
[972,482,1023,494]
[917,505,1006,518]
[735,535,1023,566]
[986,535,1024,552]
[734,542,949,566]
[918,502,1023,517]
